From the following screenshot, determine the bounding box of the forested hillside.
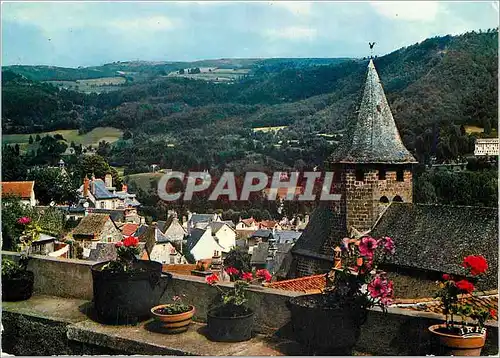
[3,30,497,172]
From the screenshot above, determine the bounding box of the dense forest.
[2,30,498,221]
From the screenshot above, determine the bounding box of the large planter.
[91,260,171,324]
[151,304,195,334]
[2,271,34,302]
[207,307,254,342]
[428,324,487,356]
[287,294,366,354]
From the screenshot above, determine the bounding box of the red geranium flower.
[241,272,253,281]
[225,267,239,276]
[442,274,452,281]
[206,273,219,285]
[17,216,31,225]
[256,269,272,282]
[490,309,497,319]
[123,236,139,247]
[456,279,475,294]
[462,255,488,276]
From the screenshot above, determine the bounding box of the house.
[235,217,259,231]
[121,223,139,237]
[250,242,270,270]
[186,212,222,231]
[271,230,302,245]
[78,176,141,223]
[288,59,498,297]
[186,227,225,261]
[31,233,57,256]
[210,221,236,252]
[248,229,273,249]
[71,213,122,250]
[141,242,187,265]
[161,215,187,242]
[474,138,499,156]
[1,181,36,207]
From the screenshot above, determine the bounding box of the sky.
[2,1,498,68]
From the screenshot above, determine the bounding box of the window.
[396,170,404,182]
[393,195,403,202]
[355,169,364,181]
[380,196,389,204]
[333,171,341,182]
[100,202,105,209]
[378,169,386,180]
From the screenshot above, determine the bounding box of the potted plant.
[287,236,396,354]
[151,294,195,334]
[91,236,172,324]
[2,216,41,302]
[428,255,495,356]
[204,267,272,342]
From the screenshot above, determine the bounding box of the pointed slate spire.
[328,59,417,164]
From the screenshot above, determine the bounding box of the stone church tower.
[289,59,417,277]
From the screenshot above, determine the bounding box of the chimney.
[83,176,89,197]
[105,173,113,188]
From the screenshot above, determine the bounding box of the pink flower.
[377,236,395,255]
[359,236,378,258]
[241,272,253,281]
[442,274,451,281]
[225,267,239,276]
[17,216,31,225]
[206,273,219,285]
[368,275,393,302]
[172,295,181,301]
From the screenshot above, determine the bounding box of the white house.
[235,217,259,231]
[186,212,222,232]
[1,181,36,207]
[159,216,187,242]
[210,221,236,252]
[145,242,187,265]
[186,226,225,261]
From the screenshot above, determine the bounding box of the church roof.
[328,60,417,164]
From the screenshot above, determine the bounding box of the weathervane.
[369,42,376,59]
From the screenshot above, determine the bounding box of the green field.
[2,127,124,146]
[45,77,126,93]
[166,67,250,83]
[464,125,484,134]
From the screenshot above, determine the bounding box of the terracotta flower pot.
[151,304,195,334]
[428,324,487,356]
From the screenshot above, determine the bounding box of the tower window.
[355,169,365,182]
[393,195,403,202]
[380,196,389,204]
[378,169,386,180]
[396,170,404,182]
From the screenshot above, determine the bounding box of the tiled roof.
[72,214,111,238]
[395,291,498,321]
[121,223,139,237]
[1,181,34,199]
[241,218,256,226]
[265,274,326,293]
[327,59,417,164]
[371,203,498,290]
[259,220,277,229]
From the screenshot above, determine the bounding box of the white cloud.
[270,1,312,16]
[109,16,176,31]
[264,26,317,40]
[370,1,440,22]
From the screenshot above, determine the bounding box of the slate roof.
[134,224,149,238]
[265,274,327,293]
[250,229,273,239]
[186,228,206,251]
[370,203,498,290]
[92,179,117,200]
[222,220,236,229]
[210,221,233,234]
[1,181,34,199]
[291,202,340,259]
[72,214,112,238]
[272,230,302,244]
[328,60,417,164]
[250,242,270,265]
[190,214,214,226]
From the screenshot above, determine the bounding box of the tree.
[76,154,123,189]
[28,135,34,144]
[27,167,78,205]
[123,131,132,140]
[35,134,41,142]
[223,247,251,272]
